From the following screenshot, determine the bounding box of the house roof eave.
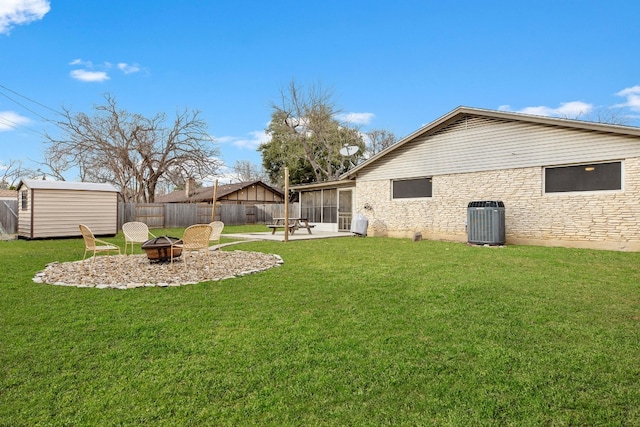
[341,105,640,180]
[290,179,355,191]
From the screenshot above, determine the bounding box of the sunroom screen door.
[338,190,352,231]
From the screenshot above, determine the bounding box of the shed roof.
[17,179,118,192]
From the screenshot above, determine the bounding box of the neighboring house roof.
[156,180,284,203]
[17,179,118,192]
[342,106,640,180]
[0,189,17,199]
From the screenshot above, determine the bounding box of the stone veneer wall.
[355,157,640,251]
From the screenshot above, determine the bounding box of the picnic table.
[267,217,315,235]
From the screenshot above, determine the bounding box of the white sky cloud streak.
[336,112,375,125]
[70,69,110,82]
[117,62,141,74]
[68,59,142,82]
[0,110,31,131]
[216,130,269,151]
[614,85,640,112]
[0,0,50,34]
[500,101,593,118]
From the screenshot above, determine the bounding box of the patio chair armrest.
[94,238,120,250]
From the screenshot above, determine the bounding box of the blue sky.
[1,0,639,182]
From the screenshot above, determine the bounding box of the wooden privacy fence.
[118,203,296,230]
[0,200,18,235]
[0,201,293,235]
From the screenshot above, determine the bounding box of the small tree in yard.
[42,93,222,202]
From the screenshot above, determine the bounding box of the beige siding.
[358,116,640,181]
[17,188,31,238]
[22,189,118,238]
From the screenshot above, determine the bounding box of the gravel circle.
[33,250,283,289]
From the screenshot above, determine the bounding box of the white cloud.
[202,165,235,185]
[615,85,640,112]
[70,69,109,82]
[0,0,50,35]
[117,62,141,74]
[68,59,143,81]
[504,101,593,119]
[0,110,30,131]
[555,101,594,117]
[336,112,375,125]
[217,130,269,150]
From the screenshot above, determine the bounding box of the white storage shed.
[17,180,119,239]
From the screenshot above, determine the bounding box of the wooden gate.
[0,200,18,235]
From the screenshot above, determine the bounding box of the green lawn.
[1,227,639,426]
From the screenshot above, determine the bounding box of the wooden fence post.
[284,167,289,242]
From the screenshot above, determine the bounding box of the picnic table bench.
[267,218,316,235]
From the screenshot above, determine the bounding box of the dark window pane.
[545,162,621,193]
[323,189,336,207]
[393,178,432,199]
[300,206,312,219]
[322,206,337,223]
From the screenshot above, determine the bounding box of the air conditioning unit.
[467,200,505,245]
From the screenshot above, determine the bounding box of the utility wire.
[0,83,69,138]
[0,83,64,118]
[0,90,55,123]
[0,114,50,138]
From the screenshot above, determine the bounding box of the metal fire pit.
[141,236,182,262]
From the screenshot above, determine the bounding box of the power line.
[0,83,64,118]
[0,83,70,138]
[0,89,55,123]
[0,114,50,138]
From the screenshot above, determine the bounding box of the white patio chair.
[122,221,156,255]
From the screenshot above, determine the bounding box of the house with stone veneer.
[291,106,640,251]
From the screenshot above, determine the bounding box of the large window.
[322,189,337,223]
[300,189,337,223]
[545,162,622,193]
[392,177,432,199]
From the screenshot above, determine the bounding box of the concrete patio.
[221,230,355,242]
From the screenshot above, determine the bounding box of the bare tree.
[42,94,222,202]
[365,128,397,156]
[589,107,632,126]
[231,160,268,183]
[566,107,632,126]
[0,159,37,189]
